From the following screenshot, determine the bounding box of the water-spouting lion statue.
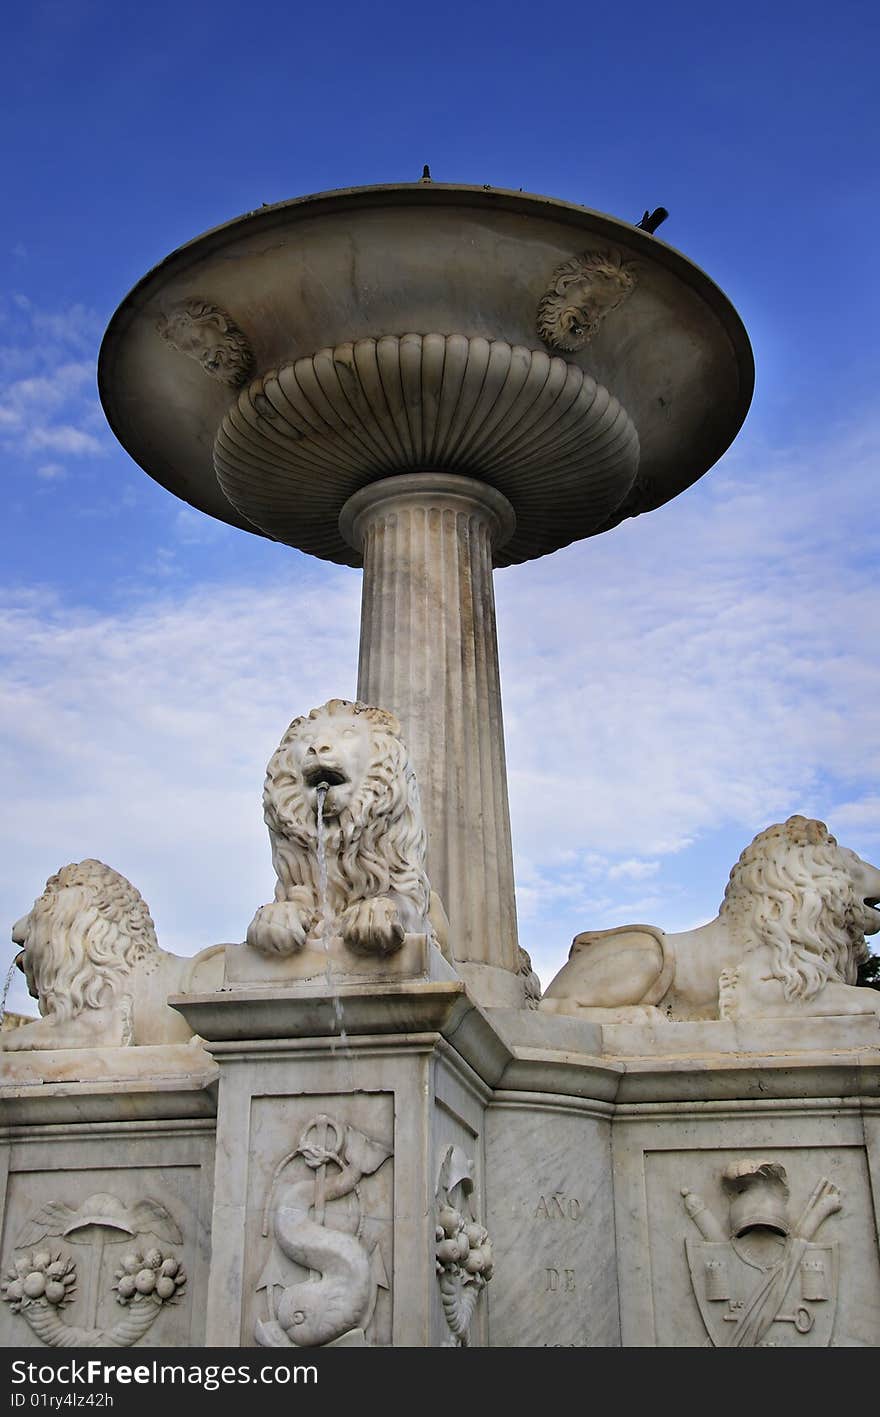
[246,699,451,961]
[540,816,880,1023]
[4,860,225,1051]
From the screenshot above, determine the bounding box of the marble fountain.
[2,182,879,1348]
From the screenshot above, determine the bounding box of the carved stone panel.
[0,1168,202,1348]
[243,1093,394,1348]
[644,1148,880,1347]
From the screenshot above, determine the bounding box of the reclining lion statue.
[540,816,880,1023]
[4,859,225,1051]
[246,698,451,961]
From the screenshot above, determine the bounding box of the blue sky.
[2,0,879,1012]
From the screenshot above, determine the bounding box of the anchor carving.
[255,1114,391,1347]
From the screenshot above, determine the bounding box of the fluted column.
[339,473,521,1005]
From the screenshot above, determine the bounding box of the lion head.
[719,815,880,1003]
[12,860,158,1025]
[261,698,431,925]
[537,249,637,352]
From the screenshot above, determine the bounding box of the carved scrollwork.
[156,298,254,387]
[435,1145,494,1346]
[537,249,636,352]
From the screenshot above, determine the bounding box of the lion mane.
[719,815,870,1003]
[263,698,431,927]
[18,860,158,1026]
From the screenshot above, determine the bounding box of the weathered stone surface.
[0,1073,215,1348]
[615,1118,880,1346]
[215,335,640,555]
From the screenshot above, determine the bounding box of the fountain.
[2,183,879,1349]
[97,181,753,1009]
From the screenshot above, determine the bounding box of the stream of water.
[0,958,20,1029]
[315,784,349,1054]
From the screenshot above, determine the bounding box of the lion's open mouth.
[861,897,880,934]
[302,764,347,790]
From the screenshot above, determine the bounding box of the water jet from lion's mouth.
[315,784,348,1054]
[315,784,330,937]
[0,959,20,1029]
[304,764,346,790]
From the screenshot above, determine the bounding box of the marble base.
[2,992,879,1347]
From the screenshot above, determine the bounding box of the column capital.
[339,473,516,557]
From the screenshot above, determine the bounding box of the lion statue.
[540,816,880,1023]
[4,860,225,1051]
[246,698,451,961]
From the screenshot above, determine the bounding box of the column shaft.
[340,475,520,999]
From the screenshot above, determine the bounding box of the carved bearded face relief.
[155,300,254,387]
[537,250,637,353]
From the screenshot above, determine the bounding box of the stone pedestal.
[3,1005,880,1347]
[340,474,521,1007]
[175,982,499,1348]
[0,1048,217,1348]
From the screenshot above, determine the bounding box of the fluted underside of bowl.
[214,334,639,566]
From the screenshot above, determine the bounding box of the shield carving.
[685,1238,838,1347]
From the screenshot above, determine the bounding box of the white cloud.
[608,859,660,881]
[25,425,103,455]
[0,573,361,992]
[0,299,106,471]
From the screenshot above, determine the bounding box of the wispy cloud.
[0,296,107,474]
[25,425,103,455]
[0,572,361,1014]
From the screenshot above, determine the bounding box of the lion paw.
[246,901,310,957]
[340,897,406,957]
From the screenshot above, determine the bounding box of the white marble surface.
[485,1097,619,1347]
